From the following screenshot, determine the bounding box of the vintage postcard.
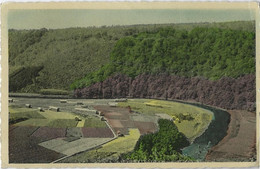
[1,2,259,168]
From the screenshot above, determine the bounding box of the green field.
[9,107,45,119]
[100,129,140,153]
[83,118,107,128]
[14,118,52,127]
[48,119,78,128]
[118,99,213,141]
[39,110,76,119]
[10,107,106,128]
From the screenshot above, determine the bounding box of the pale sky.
[8,9,255,29]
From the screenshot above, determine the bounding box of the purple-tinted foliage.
[74,74,256,111]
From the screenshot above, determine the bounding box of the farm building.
[38,107,44,112]
[25,104,32,108]
[49,106,60,112]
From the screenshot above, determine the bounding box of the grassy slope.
[9,21,254,92]
[118,99,213,142]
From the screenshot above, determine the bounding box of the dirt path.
[205,110,256,162]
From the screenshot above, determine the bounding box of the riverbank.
[181,103,230,161]
[205,110,256,162]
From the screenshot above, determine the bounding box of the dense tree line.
[9,21,254,92]
[119,119,192,162]
[71,27,255,89]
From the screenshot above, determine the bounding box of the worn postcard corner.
[1,1,259,168]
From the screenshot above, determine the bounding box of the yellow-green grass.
[48,119,78,128]
[39,110,107,128]
[83,118,107,128]
[9,106,107,128]
[118,99,213,142]
[39,110,76,119]
[14,118,53,127]
[100,128,140,153]
[9,107,45,119]
[76,120,85,127]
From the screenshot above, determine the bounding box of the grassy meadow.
[9,107,107,128]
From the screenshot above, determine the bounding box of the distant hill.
[9,21,255,93]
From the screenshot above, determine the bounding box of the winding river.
[180,102,230,161]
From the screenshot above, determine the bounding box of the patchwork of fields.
[9,97,214,163]
[118,99,214,142]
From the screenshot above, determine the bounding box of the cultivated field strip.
[40,138,112,156]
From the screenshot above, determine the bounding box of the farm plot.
[105,113,129,120]
[31,127,66,142]
[48,119,78,128]
[83,118,107,128]
[39,110,76,119]
[14,118,52,127]
[107,119,124,128]
[9,107,45,119]
[95,105,134,135]
[134,121,157,135]
[101,129,140,153]
[66,127,83,138]
[59,129,140,163]
[9,126,64,163]
[82,128,114,138]
[131,113,159,123]
[39,137,112,156]
[118,99,214,141]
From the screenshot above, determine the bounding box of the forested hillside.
[71,27,255,89]
[9,21,254,92]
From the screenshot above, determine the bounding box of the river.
[181,102,230,161]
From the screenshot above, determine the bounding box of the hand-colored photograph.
[1,2,258,168]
